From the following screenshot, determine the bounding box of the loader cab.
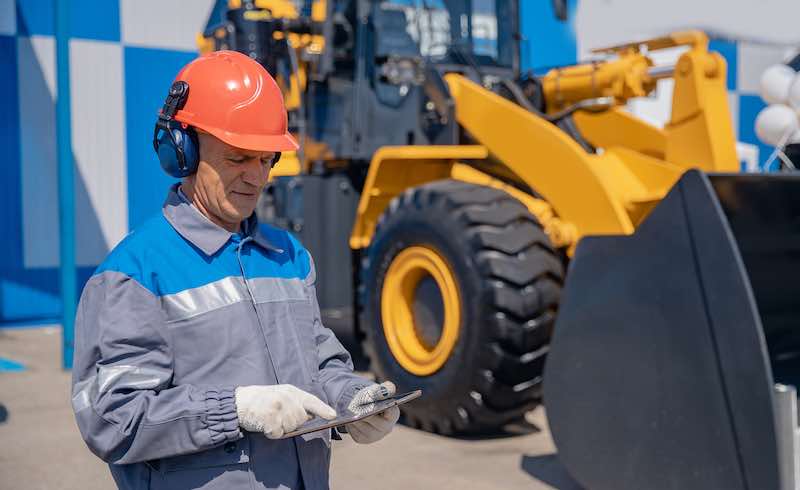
[389,0,519,75]
[308,0,520,161]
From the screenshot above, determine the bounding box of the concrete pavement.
[0,326,581,489]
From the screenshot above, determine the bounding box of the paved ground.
[0,326,581,490]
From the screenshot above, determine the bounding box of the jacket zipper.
[236,237,282,384]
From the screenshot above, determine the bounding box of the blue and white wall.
[1,0,216,324]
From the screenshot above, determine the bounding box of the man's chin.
[223,206,256,223]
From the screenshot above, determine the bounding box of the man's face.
[184,132,275,231]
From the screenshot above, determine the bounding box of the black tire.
[359,179,564,434]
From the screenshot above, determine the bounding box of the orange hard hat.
[173,50,298,152]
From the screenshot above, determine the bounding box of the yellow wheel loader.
[200,4,800,472]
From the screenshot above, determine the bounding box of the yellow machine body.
[350,31,738,254]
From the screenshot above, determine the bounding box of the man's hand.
[235,385,336,439]
[345,381,400,444]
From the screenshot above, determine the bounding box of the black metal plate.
[545,170,782,490]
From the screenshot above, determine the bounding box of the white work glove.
[345,381,400,444]
[235,384,336,439]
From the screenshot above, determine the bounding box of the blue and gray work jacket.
[71,184,372,490]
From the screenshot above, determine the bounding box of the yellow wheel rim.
[381,245,461,376]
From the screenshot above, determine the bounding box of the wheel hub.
[412,276,445,349]
[381,245,461,376]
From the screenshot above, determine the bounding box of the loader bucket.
[544,169,800,490]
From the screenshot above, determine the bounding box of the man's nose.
[241,159,269,186]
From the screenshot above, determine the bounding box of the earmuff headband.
[153,82,192,173]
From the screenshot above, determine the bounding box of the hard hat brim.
[210,129,300,152]
[177,113,300,152]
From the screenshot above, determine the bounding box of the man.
[71,50,398,490]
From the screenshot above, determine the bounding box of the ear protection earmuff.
[153,81,199,178]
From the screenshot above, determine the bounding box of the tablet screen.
[280,390,422,439]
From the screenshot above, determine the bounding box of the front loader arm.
[547,30,738,171]
[444,73,636,242]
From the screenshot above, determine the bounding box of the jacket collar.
[162,184,283,256]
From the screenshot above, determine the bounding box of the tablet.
[280,390,422,439]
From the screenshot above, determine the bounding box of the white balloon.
[788,74,800,111]
[760,64,796,105]
[755,104,799,146]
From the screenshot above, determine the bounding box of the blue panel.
[520,0,577,73]
[69,0,119,41]
[124,47,196,229]
[0,272,59,321]
[738,94,774,171]
[0,36,22,270]
[0,267,94,323]
[0,34,55,324]
[15,0,54,36]
[709,38,737,92]
[0,358,25,372]
[17,0,118,40]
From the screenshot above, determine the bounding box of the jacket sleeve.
[303,258,374,415]
[71,271,241,465]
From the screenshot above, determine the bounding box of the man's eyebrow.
[225,151,259,159]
